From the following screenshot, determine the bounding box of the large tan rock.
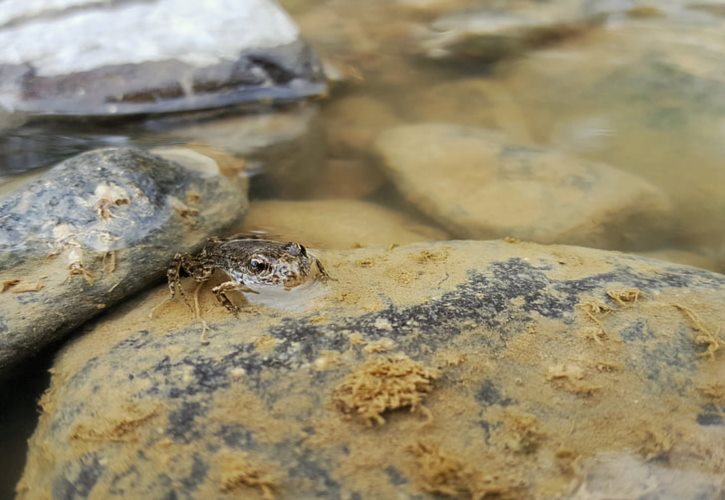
[375,123,672,249]
[18,240,725,499]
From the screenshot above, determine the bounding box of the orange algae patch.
[70,405,160,443]
[606,287,641,306]
[332,354,438,425]
[409,442,520,499]
[673,304,721,359]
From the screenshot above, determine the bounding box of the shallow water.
[1,0,724,497]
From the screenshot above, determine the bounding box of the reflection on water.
[2,0,722,264]
[1,0,724,497]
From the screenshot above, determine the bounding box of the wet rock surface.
[0,147,247,377]
[19,240,725,498]
[375,123,671,249]
[238,199,448,249]
[0,0,325,116]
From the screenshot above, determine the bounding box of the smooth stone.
[374,123,671,249]
[237,199,448,249]
[0,147,247,377]
[502,18,725,249]
[322,95,400,157]
[0,0,325,116]
[18,240,725,498]
[418,2,605,61]
[161,105,325,198]
[308,159,387,200]
[399,78,534,144]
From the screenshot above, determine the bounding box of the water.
[1,0,724,497]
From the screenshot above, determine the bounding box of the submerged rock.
[375,123,671,249]
[503,17,725,249]
[0,147,247,376]
[418,1,605,61]
[400,78,534,143]
[309,158,387,200]
[238,199,448,249]
[0,0,325,116]
[322,95,400,157]
[160,104,325,198]
[18,240,725,498]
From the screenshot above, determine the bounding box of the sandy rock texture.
[375,123,671,249]
[19,240,725,499]
[0,147,247,377]
[238,199,448,249]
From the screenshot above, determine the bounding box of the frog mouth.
[282,274,307,289]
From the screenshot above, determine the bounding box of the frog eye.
[249,258,269,273]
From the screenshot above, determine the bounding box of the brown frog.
[167,234,330,314]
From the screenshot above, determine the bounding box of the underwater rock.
[503,17,725,250]
[18,240,725,498]
[418,1,605,62]
[0,0,325,116]
[161,105,325,198]
[309,158,387,200]
[238,199,448,249]
[0,147,247,377]
[322,95,400,157]
[375,123,671,249]
[399,78,534,143]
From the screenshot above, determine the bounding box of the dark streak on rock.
[697,404,724,427]
[286,445,341,497]
[218,424,255,450]
[476,380,515,407]
[180,454,208,491]
[167,401,204,443]
[385,465,408,486]
[52,453,103,500]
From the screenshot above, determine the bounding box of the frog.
[167,234,330,314]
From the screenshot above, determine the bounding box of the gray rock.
[0,147,247,377]
[18,240,725,498]
[374,123,672,249]
[0,0,325,116]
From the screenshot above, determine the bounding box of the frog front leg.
[211,280,259,315]
[167,253,214,307]
[315,257,332,282]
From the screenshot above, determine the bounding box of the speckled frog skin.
[167,235,329,314]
